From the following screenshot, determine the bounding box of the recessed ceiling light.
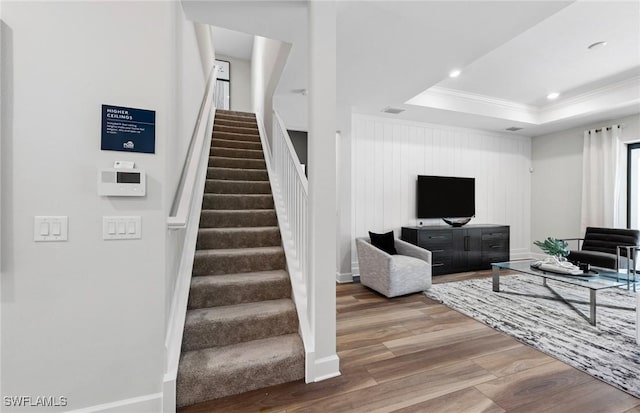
[587,41,608,50]
[547,92,560,100]
[449,69,461,78]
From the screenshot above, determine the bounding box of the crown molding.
[406,74,640,128]
[425,86,538,113]
[543,74,640,111]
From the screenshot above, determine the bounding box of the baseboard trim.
[312,354,341,382]
[64,393,162,413]
[351,261,359,277]
[527,252,546,260]
[336,272,353,283]
[511,251,537,260]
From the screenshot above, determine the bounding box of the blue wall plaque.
[101,104,156,154]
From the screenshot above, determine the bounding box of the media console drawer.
[401,224,510,275]
[418,230,453,247]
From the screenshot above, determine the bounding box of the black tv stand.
[401,224,510,275]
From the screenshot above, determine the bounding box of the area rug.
[425,274,640,398]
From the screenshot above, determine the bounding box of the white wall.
[351,114,532,276]
[216,54,251,113]
[531,113,640,248]
[251,36,291,142]
[1,2,211,411]
[273,93,308,131]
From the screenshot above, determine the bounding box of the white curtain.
[580,125,624,232]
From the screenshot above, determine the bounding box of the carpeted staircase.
[176,109,305,408]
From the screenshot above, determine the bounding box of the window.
[628,142,640,229]
[214,59,231,110]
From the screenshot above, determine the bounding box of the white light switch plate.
[103,216,141,240]
[34,216,68,242]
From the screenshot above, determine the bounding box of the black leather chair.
[566,227,640,271]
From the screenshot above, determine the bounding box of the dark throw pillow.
[368,231,397,255]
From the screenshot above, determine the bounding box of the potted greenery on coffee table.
[534,237,569,258]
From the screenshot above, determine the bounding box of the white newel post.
[307,0,340,381]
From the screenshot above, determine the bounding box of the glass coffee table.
[492,260,629,326]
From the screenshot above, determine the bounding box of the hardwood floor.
[179,270,640,412]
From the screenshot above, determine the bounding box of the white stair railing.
[168,65,219,228]
[163,64,218,409]
[257,110,313,379]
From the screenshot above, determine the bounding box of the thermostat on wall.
[98,168,146,196]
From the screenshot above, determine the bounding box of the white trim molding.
[406,75,640,129]
[336,271,353,283]
[64,393,162,413]
[305,353,341,383]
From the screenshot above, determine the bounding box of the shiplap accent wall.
[351,114,532,275]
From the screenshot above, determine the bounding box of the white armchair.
[355,237,432,297]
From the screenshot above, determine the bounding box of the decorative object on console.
[356,237,432,298]
[368,231,397,255]
[533,237,569,258]
[530,256,582,275]
[442,217,472,227]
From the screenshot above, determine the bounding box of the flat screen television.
[417,175,475,219]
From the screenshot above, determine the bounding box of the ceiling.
[211,26,254,61]
[183,0,640,137]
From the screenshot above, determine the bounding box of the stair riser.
[199,210,278,228]
[212,139,262,151]
[207,167,269,181]
[205,180,271,194]
[210,156,266,170]
[176,340,304,407]
[182,310,298,351]
[188,278,291,309]
[216,110,256,119]
[211,147,264,160]
[202,195,274,210]
[215,118,258,128]
[196,228,281,250]
[215,125,260,136]
[192,250,285,276]
[213,131,261,142]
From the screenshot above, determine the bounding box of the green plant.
[533,237,569,257]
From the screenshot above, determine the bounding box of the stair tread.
[216,110,256,116]
[179,332,302,376]
[207,167,269,181]
[203,193,272,198]
[198,226,279,233]
[216,126,259,134]
[190,270,288,287]
[177,333,303,407]
[180,332,302,367]
[215,121,257,129]
[185,298,295,325]
[210,155,265,162]
[200,208,275,213]
[211,138,262,147]
[206,178,269,184]
[209,166,266,172]
[209,156,266,169]
[212,147,263,154]
[195,246,284,257]
[213,131,261,138]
